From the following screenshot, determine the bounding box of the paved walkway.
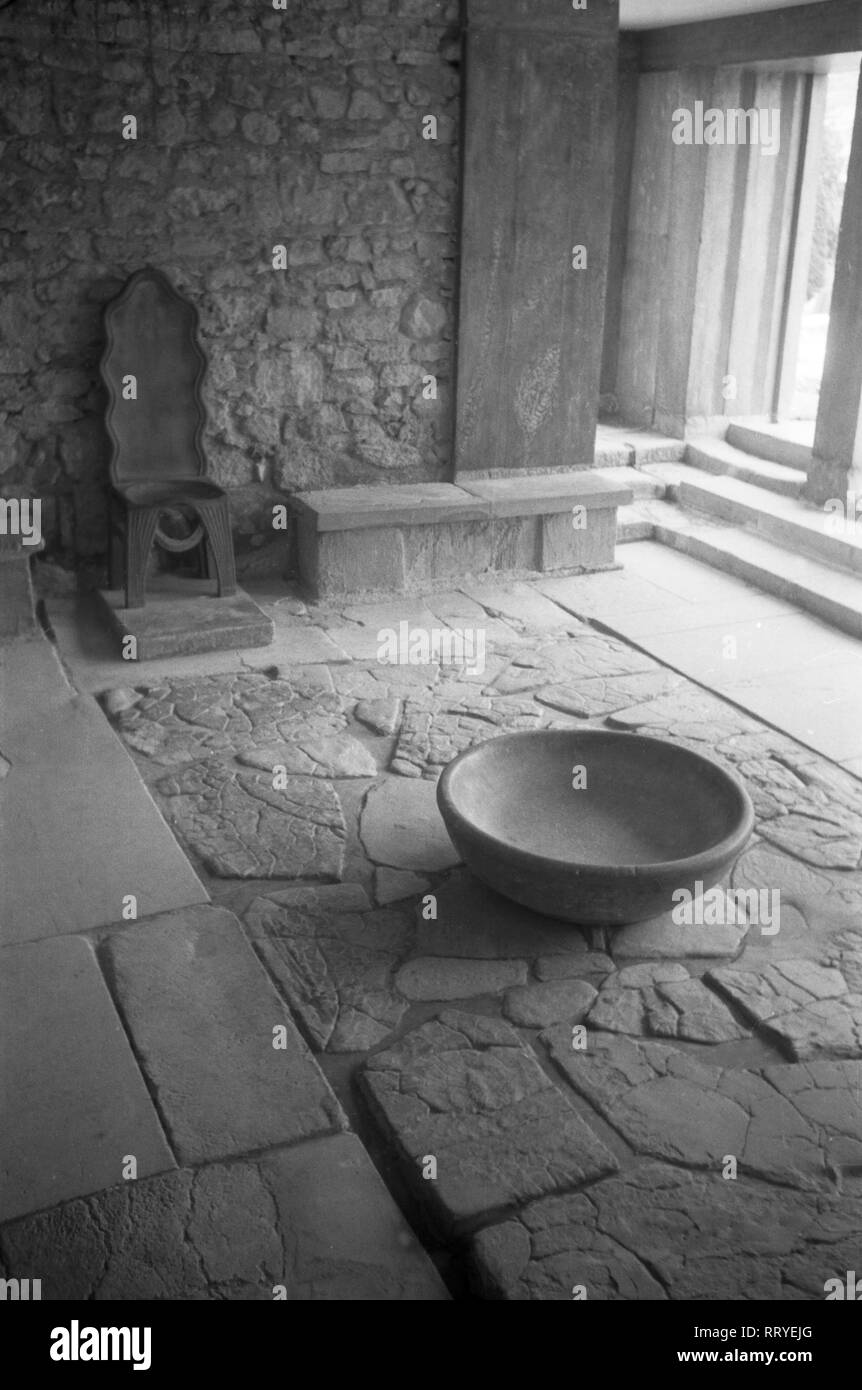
[3,542,862,1299]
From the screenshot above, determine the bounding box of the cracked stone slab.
[486,632,657,698]
[361,1010,618,1233]
[536,668,684,719]
[503,979,598,1028]
[236,731,378,779]
[0,1134,448,1300]
[329,662,440,705]
[607,688,862,872]
[610,896,749,961]
[455,581,575,633]
[360,777,461,871]
[111,671,347,772]
[732,841,862,925]
[588,963,747,1043]
[535,952,615,981]
[412,870,594,962]
[0,935,174,1224]
[243,884,412,1053]
[707,938,862,1060]
[394,956,528,1001]
[544,1028,861,1189]
[104,906,345,1163]
[470,1162,862,1300]
[354,698,402,736]
[154,760,347,879]
[390,688,558,780]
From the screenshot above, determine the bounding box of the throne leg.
[195,498,237,598]
[125,508,160,609]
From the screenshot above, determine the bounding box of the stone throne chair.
[100,266,237,610]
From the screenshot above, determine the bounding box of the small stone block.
[96,577,274,661]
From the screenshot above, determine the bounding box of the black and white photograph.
[1,0,861,1353]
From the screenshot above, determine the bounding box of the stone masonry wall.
[0,0,460,572]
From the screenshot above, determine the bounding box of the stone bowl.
[436,729,754,927]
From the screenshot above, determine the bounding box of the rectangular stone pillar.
[810,74,862,504]
[454,0,619,477]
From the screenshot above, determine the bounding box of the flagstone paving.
[470,1164,862,1300]
[9,561,862,1299]
[0,1134,447,1301]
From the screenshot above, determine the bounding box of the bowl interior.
[443,731,748,868]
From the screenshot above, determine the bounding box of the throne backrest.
[100,267,208,485]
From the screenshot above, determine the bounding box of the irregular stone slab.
[237,731,378,779]
[362,1010,617,1233]
[607,685,754,742]
[503,979,597,1028]
[360,777,461,871]
[413,870,592,961]
[610,900,749,962]
[457,581,573,633]
[536,668,683,719]
[708,939,862,1060]
[243,884,411,1052]
[329,661,439,705]
[112,671,348,773]
[544,1029,856,1189]
[0,1135,448,1300]
[733,841,862,925]
[607,688,862,872]
[375,868,430,906]
[0,935,174,1223]
[535,951,615,980]
[471,1192,666,1301]
[391,688,554,779]
[395,956,528,1001]
[588,963,747,1044]
[155,760,346,879]
[471,1162,862,1300]
[354,697,402,736]
[104,906,345,1163]
[487,632,656,697]
[763,1059,862,1171]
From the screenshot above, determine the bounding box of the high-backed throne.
[100,266,237,610]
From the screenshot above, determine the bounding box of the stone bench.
[292,472,632,599]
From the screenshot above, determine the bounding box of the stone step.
[631,504,862,642]
[674,470,862,574]
[725,420,814,471]
[597,465,668,501]
[292,474,632,599]
[685,435,806,498]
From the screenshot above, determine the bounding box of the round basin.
[436,729,754,927]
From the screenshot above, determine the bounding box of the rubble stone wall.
[0,0,460,571]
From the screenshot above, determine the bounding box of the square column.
[454,0,619,477]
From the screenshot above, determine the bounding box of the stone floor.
[3,543,862,1299]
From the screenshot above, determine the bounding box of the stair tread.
[726,421,814,470]
[676,470,862,562]
[686,435,806,491]
[667,520,862,598]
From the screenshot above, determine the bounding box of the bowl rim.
[436,728,755,880]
